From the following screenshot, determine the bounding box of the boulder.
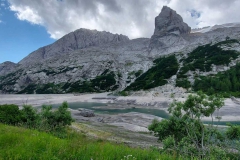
[78,108,95,117]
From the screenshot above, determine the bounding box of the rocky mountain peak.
[0,61,17,76]
[153,6,191,37]
[19,28,130,65]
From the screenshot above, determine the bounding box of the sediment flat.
[1,93,240,127]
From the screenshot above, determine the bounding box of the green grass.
[0,124,176,160]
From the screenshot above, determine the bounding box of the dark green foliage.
[118,91,129,96]
[193,63,240,97]
[40,102,73,131]
[21,105,40,128]
[18,83,64,94]
[17,84,37,94]
[176,79,191,88]
[128,70,143,78]
[35,83,62,94]
[0,102,73,133]
[91,72,116,91]
[101,69,109,75]
[0,104,22,125]
[67,81,95,93]
[135,70,143,77]
[66,72,117,93]
[17,71,117,94]
[178,39,239,79]
[149,118,187,143]
[226,124,240,140]
[125,55,179,91]
[148,92,233,158]
[55,102,73,126]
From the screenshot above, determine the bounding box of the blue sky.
[0,2,55,63]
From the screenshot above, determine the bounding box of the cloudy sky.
[1,0,240,63]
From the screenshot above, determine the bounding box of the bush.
[0,102,73,133]
[40,102,74,131]
[149,92,227,158]
[176,79,191,89]
[226,124,240,140]
[0,104,22,125]
[118,91,129,96]
[21,105,40,128]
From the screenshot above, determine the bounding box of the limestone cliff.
[1,6,240,94]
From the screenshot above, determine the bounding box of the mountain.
[19,29,129,65]
[1,6,240,95]
[0,61,17,76]
[191,23,240,33]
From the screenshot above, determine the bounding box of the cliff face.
[1,6,240,94]
[153,6,191,37]
[19,29,130,65]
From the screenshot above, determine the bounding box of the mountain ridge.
[1,6,240,95]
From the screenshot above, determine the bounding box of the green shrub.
[0,104,22,125]
[21,105,40,128]
[40,102,73,131]
[179,39,239,76]
[125,55,179,91]
[0,102,73,133]
[149,92,226,158]
[226,124,240,140]
[118,91,129,96]
[17,84,37,94]
[193,63,240,97]
[135,70,143,77]
[66,72,117,93]
[176,79,191,88]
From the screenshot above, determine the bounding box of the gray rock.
[19,28,130,65]
[0,61,17,76]
[78,108,95,117]
[1,6,240,94]
[153,6,191,37]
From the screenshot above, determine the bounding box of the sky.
[1,0,240,64]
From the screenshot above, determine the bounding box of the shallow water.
[50,102,240,125]
[51,102,169,119]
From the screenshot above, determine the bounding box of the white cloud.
[7,0,240,39]
[10,5,43,24]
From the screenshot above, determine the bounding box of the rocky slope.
[0,61,18,76]
[1,6,240,94]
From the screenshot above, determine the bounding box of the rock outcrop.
[0,61,17,76]
[1,6,240,94]
[19,28,129,65]
[149,6,191,57]
[153,6,191,37]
